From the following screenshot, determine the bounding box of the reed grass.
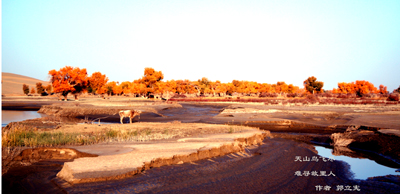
[2,126,179,148]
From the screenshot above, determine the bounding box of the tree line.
[23,66,398,101]
[22,83,52,96]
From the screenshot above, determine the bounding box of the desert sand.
[1,72,49,95]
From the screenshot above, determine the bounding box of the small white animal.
[119,110,142,124]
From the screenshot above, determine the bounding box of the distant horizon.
[3,1,400,91]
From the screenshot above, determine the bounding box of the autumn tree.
[36,82,45,95]
[102,81,119,96]
[353,80,377,97]
[333,81,378,97]
[226,83,235,96]
[88,72,109,95]
[394,86,400,94]
[113,83,123,95]
[239,81,259,96]
[287,84,299,94]
[22,84,30,95]
[215,83,228,96]
[231,80,242,94]
[45,85,53,94]
[176,80,196,95]
[138,68,164,96]
[275,82,289,95]
[379,84,388,94]
[209,81,221,96]
[197,77,212,95]
[304,76,324,94]
[49,66,88,101]
[155,80,177,100]
[334,82,355,94]
[30,87,36,94]
[120,81,131,94]
[259,83,273,94]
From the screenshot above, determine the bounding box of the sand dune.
[1,72,49,95]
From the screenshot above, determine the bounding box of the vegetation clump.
[2,127,175,148]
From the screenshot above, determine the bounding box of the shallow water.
[1,110,45,127]
[315,146,400,180]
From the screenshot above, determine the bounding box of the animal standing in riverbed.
[119,110,142,124]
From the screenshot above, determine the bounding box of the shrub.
[319,92,334,98]
[286,93,298,98]
[36,83,45,95]
[361,93,372,98]
[172,94,187,98]
[259,93,278,97]
[393,86,400,93]
[387,93,399,101]
[306,94,319,104]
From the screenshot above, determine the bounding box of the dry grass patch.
[2,122,255,148]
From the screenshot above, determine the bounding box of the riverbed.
[2,106,399,181]
[2,100,400,193]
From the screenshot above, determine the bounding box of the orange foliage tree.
[333,81,379,97]
[304,76,324,94]
[287,84,299,94]
[138,68,164,96]
[259,83,273,94]
[176,80,196,95]
[49,66,88,100]
[132,82,148,97]
[379,84,388,94]
[215,83,229,96]
[334,82,355,94]
[353,80,377,97]
[88,72,109,95]
[120,81,132,95]
[101,81,123,96]
[275,82,288,94]
[196,77,212,95]
[46,66,313,99]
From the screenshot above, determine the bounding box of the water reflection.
[2,110,45,127]
[315,146,400,180]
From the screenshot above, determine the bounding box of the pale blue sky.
[2,0,400,91]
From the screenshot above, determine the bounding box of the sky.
[2,0,400,91]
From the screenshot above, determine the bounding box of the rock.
[331,133,354,147]
[346,125,360,132]
[367,175,400,185]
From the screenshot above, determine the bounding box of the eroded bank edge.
[55,132,270,186]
